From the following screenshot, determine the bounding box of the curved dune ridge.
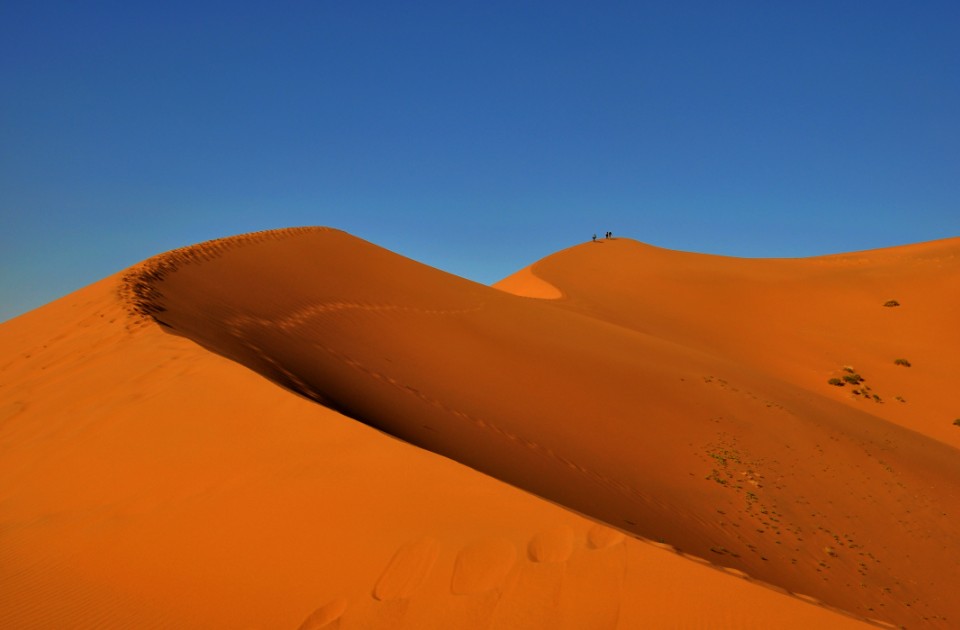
[492,264,564,299]
[1,227,957,629]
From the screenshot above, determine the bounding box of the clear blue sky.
[2,1,958,322]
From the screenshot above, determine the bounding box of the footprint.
[586,524,625,550]
[345,537,442,630]
[489,527,575,628]
[560,526,627,629]
[435,538,519,630]
[528,526,575,563]
[451,538,518,595]
[373,537,441,601]
[297,597,347,630]
[339,537,442,629]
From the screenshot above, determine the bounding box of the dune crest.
[493,264,564,299]
[3,226,958,628]
[116,228,960,628]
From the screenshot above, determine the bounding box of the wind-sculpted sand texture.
[1,227,957,628]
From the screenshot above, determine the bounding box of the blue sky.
[2,1,958,322]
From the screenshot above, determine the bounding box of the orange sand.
[2,227,958,629]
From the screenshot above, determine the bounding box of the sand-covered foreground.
[2,227,958,628]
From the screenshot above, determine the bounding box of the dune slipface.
[1,226,957,629]
[117,227,959,628]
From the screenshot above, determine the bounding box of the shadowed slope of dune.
[0,228,875,629]
[119,227,960,629]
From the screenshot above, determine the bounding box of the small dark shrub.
[894,358,911,367]
[954,419,960,427]
[828,378,844,387]
[842,374,863,385]
[883,300,900,307]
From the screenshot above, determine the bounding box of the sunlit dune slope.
[112,227,960,629]
[500,237,960,447]
[0,229,874,629]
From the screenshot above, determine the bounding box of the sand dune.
[503,237,960,447]
[2,227,958,628]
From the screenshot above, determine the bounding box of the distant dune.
[2,227,958,629]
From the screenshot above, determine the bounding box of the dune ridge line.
[103,226,960,629]
[118,226,335,321]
